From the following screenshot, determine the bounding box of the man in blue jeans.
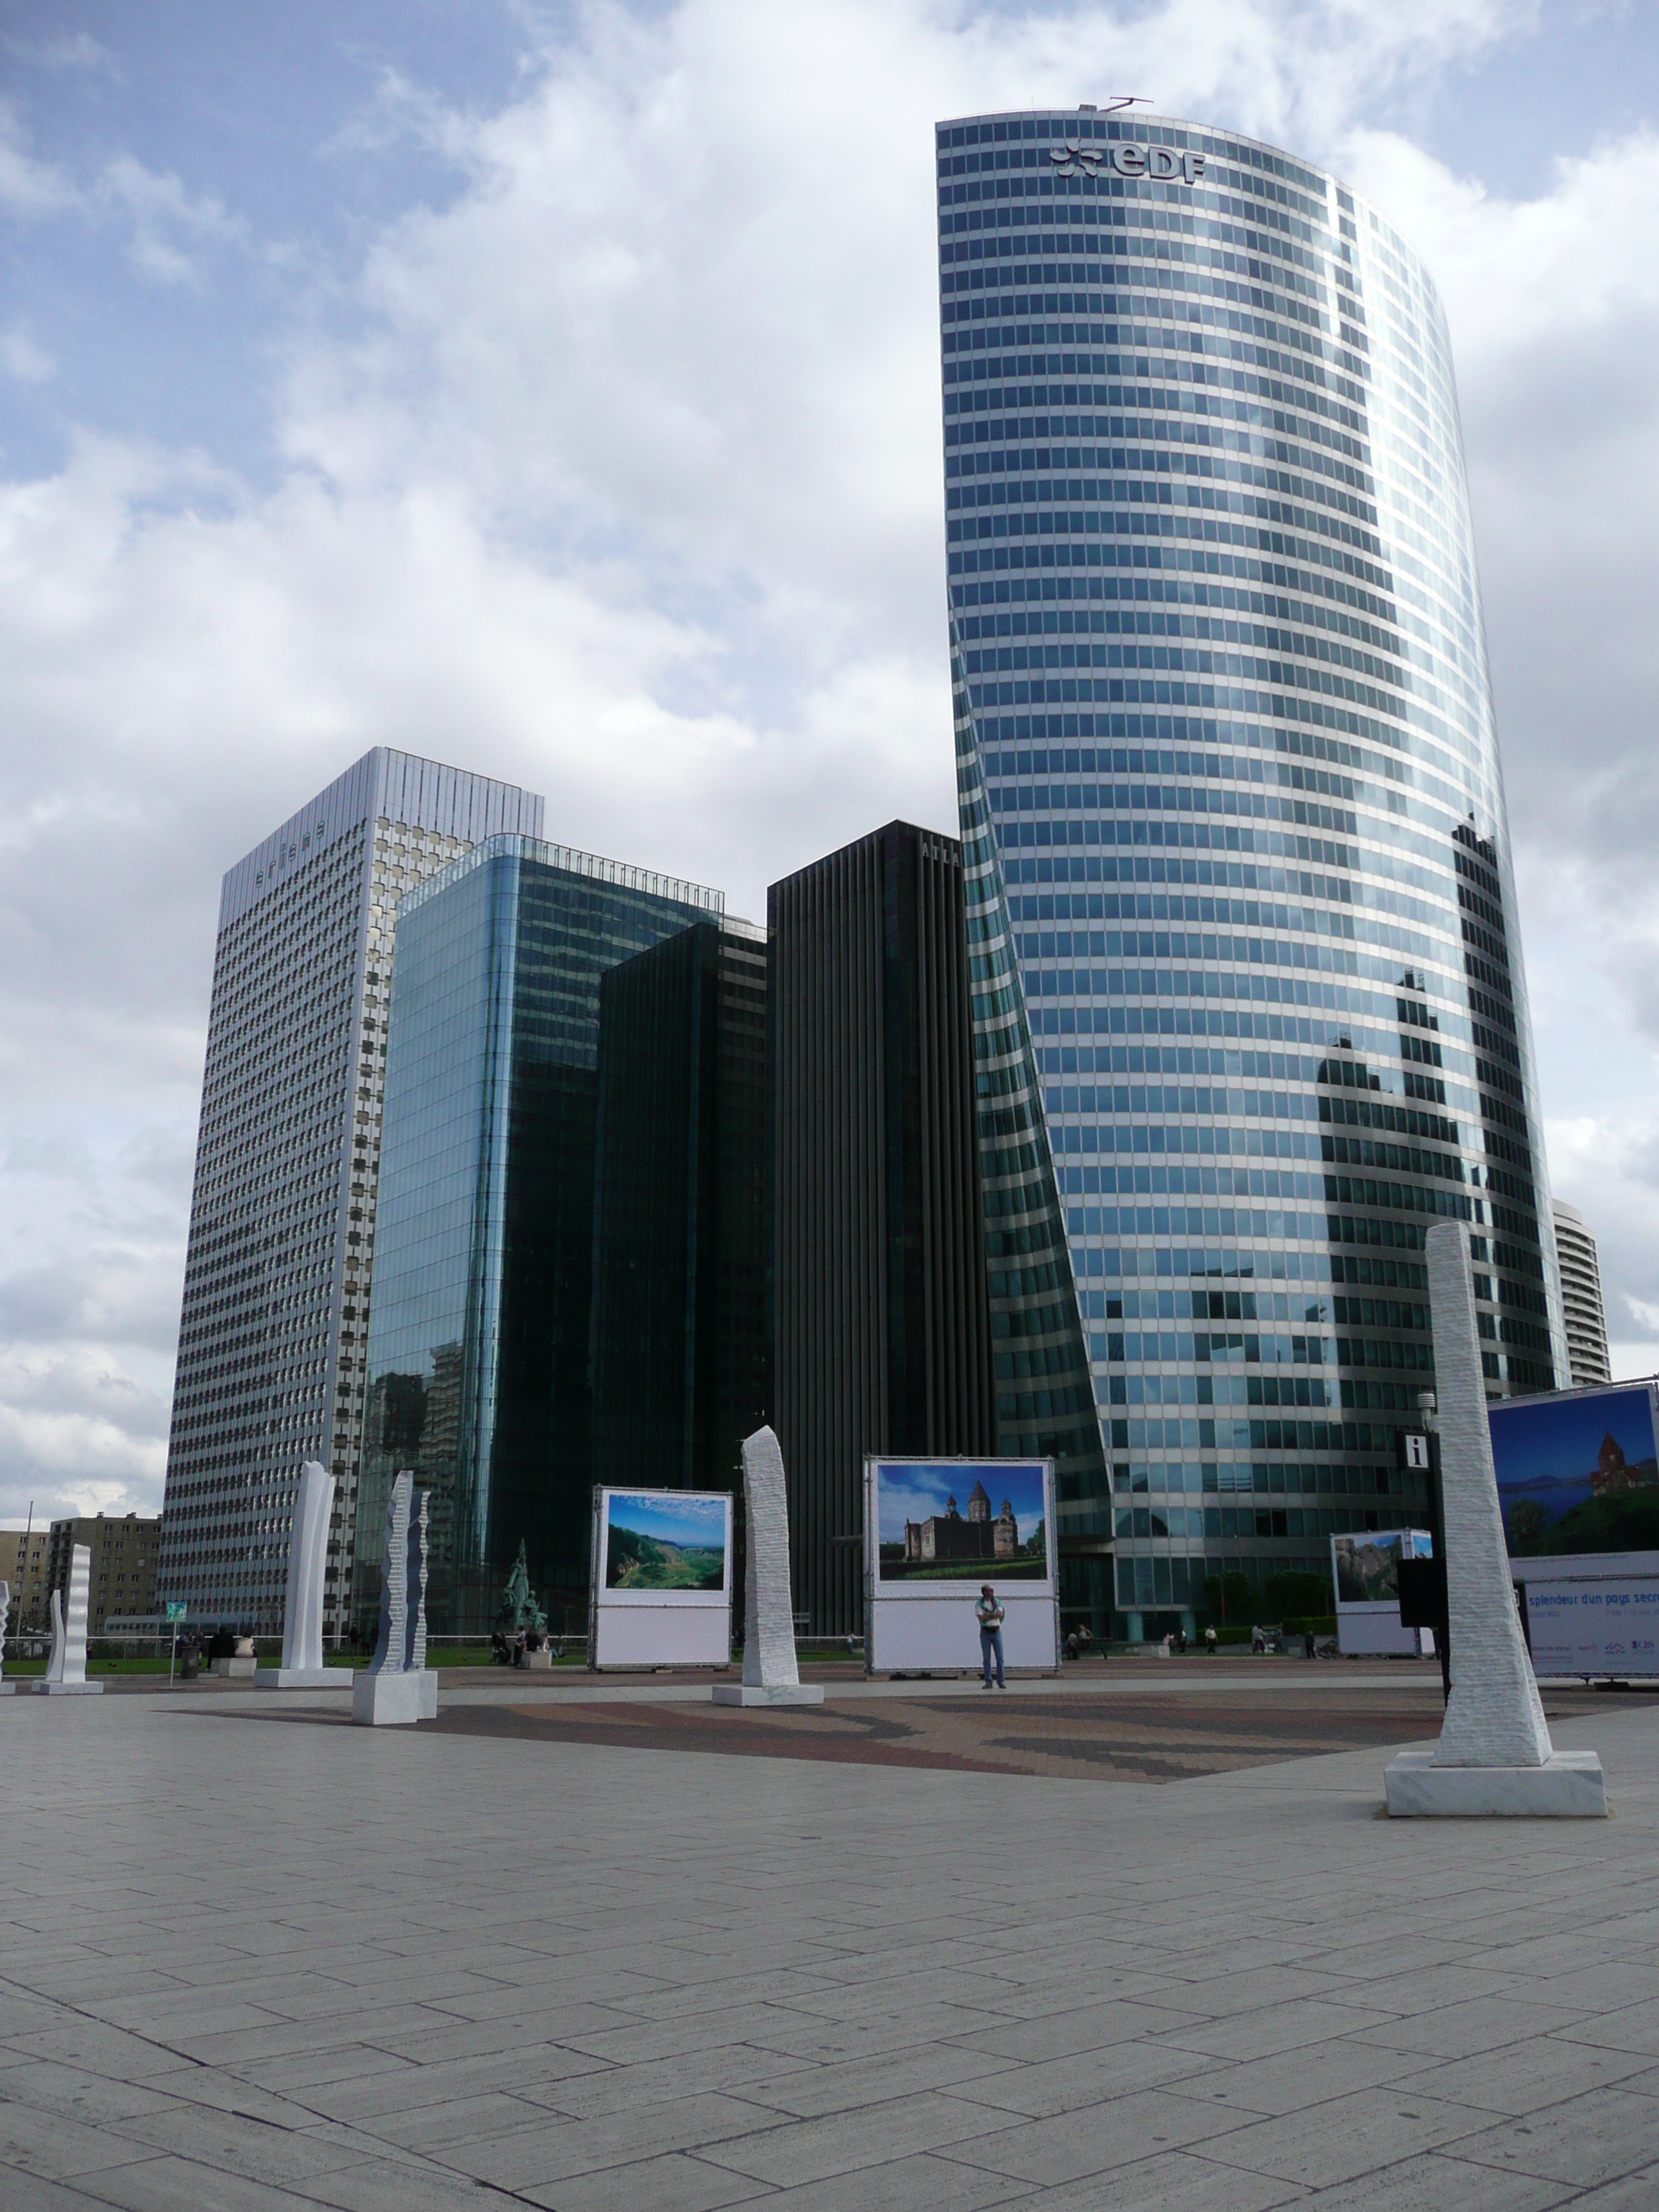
[977,1584,1006,1688]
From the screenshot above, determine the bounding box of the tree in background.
[1202,1570,1254,1624]
[1263,1569,1332,1620]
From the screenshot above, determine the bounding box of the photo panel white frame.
[588,1485,734,1669]
[863,1456,1059,1676]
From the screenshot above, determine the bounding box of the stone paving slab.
[3,1686,1658,2208]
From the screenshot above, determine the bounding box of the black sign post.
[1398,1408,1450,1704]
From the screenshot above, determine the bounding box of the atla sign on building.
[1050,140,1205,184]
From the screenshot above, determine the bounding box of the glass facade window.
[770,822,999,1636]
[354,835,732,1636]
[590,916,771,1493]
[935,110,1565,1634]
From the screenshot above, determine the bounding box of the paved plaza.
[4,1678,1659,2210]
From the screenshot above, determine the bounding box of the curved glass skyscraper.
[936,108,1564,1635]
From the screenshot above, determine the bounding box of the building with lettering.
[935,107,1564,1636]
[156,750,543,1641]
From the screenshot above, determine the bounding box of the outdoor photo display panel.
[1522,1575,1659,1678]
[1331,1529,1433,1657]
[588,1487,733,1668]
[1490,1382,1659,1572]
[864,1458,1058,1673]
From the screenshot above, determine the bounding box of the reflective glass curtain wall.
[938,109,1564,1632]
[590,916,771,1493]
[356,837,720,1636]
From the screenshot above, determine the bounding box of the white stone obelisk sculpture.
[0,1579,13,1696]
[261,1461,337,1689]
[713,1426,823,1707]
[35,1544,104,1696]
[1385,1221,1606,1816]
[353,1470,439,1725]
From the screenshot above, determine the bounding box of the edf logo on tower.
[1049,139,1205,184]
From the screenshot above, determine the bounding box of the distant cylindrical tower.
[1552,1200,1611,1389]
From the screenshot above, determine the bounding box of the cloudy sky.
[3,0,1658,1527]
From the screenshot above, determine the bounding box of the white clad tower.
[157,750,544,1642]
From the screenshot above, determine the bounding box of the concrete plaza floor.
[4,1684,1659,2211]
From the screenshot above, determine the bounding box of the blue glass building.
[355,836,725,1635]
[937,109,1564,1635]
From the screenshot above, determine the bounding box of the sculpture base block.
[711,1683,825,1707]
[0,1683,14,1696]
[34,1680,104,1696]
[516,1650,554,1671]
[351,1669,439,1726]
[1385,1747,1607,1818]
[257,1668,339,1689]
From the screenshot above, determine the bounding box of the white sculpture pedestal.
[715,1426,816,1711]
[1385,1224,1608,1820]
[1385,1748,1607,1818]
[40,1545,100,1694]
[516,1649,554,1671]
[278,1461,335,1684]
[712,1683,824,1707]
[0,1683,14,1698]
[257,1668,338,1689]
[352,1668,438,1726]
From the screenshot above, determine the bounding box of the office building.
[770,821,1004,1635]
[0,1527,51,1634]
[936,109,1563,1632]
[355,835,730,1636]
[590,916,771,1493]
[157,750,543,1639]
[1553,1200,1611,1389]
[45,1514,160,1636]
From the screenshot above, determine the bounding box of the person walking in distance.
[977,1584,1007,1689]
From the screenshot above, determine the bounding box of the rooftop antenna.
[1090,96,1151,114]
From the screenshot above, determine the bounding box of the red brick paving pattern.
[424,1683,1650,1781]
[423,1687,1409,1781]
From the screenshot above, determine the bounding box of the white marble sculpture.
[1385,1221,1606,1816]
[712,1425,823,1707]
[352,1470,438,1725]
[0,1578,12,1696]
[260,1461,337,1688]
[35,1544,104,1696]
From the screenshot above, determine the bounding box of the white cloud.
[1,0,1655,1507]
[97,155,246,285]
[0,96,76,215]
[0,324,55,383]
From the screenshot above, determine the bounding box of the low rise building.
[0,1527,52,1633]
[46,1514,161,1636]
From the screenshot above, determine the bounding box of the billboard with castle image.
[1490,1383,1659,1563]
[874,1462,1048,1584]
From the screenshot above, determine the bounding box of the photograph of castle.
[873,1461,1048,1583]
[1490,1385,1659,1562]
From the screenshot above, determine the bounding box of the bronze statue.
[498,1541,547,1635]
